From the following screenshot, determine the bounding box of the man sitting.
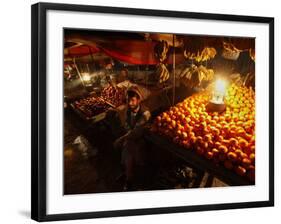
[114,86,151,190]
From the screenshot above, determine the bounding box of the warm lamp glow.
[82,73,91,82]
[215,79,227,94]
[211,79,228,104]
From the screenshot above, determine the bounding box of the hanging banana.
[157,63,170,83]
[179,64,214,87]
[183,47,216,62]
[155,40,170,83]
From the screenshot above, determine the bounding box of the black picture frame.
[31,2,274,222]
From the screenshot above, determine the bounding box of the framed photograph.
[31,2,274,222]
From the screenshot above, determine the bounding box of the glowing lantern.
[207,79,227,113]
[82,73,91,82]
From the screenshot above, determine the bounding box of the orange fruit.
[249,153,255,163]
[180,113,185,121]
[181,131,188,140]
[185,117,191,124]
[214,141,221,148]
[244,146,253,155]
[235,165,247,176]
[201,142,209,149]
[240,152,248,159]
[196,135,203,142]
[203,127,209,135]
[208,140,214,148]
[212,148,219,156]
[210,120,216,126]
[166,116,171,123]
[227,152,238,162]
[222,139,230,146]
[235,149,243,157]
[168,125,173,130]
[225,114,231,122]
[224,160,233,170]
[205,151,214,160]
[236,121,244,127]
[216,123,222,130]
[229,129,236,137]
[213,115,219,122]
[190,120,195,126]
[190,136,196,144]
[219,116,225,122]
[239,138,249,149]
[156,116,162,122]
[218,145,228,154]
[229,138,239,147]
[212,128,220,136]
[242,158,252,169]
[177,123,184,131]
[171,120,177,128]
[217,135,224,142]
[244,133,252,141]
[183,140,191,149]
[196,146,204,155]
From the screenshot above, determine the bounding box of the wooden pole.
[73,57,85,87]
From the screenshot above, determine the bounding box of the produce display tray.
[70,97,113,123]
[145,130,253,186]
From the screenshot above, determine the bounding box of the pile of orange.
[152,83,255,181]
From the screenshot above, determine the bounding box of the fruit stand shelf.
[145,130,253,186]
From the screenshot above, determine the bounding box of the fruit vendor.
[93,58,116,88]
[117,68,129,84]
[114,85,151,190]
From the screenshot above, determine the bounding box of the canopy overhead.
[64,29,255,65]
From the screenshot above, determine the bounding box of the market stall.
[63,29,255,193]
[148,82,255,185]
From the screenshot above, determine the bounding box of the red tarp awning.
[65,41,185,65]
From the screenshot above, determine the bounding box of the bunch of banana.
[223,41,240,52]
[249,48,255,61]
[155,40,170,83]
[179,64,214,87]
[197,65,214,81]
[183,47,216,62]
[243,73,255,88]
[227,73,254,88]
[154,40,169,62]
[156,63,170,83]
[179,64,197,79]
[201,47,217,61]
[229,73,242,85]
[222,41,241,60]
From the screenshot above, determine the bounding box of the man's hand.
[114,132,131,149]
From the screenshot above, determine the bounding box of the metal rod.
[172,34,176,105]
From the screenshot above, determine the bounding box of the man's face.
[120,70,127,78]
[105,63,113,70]
[128,96,140,111]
